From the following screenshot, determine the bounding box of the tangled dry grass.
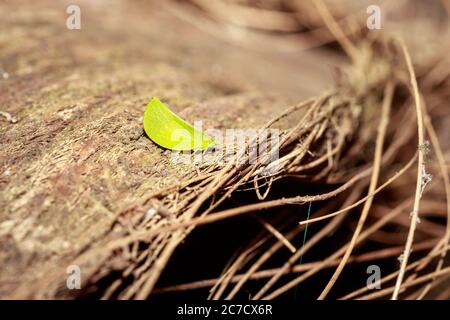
[1,0,449,300]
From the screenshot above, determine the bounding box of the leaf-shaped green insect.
[143,97,215,151]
